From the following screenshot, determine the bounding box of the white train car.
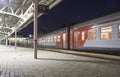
[70,12,120,54]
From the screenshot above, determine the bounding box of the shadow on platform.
[37,58,120,64]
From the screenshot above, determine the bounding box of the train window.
[53,36,56,42]
[43,38,45,43]
[57,35,60,42]
[82,31,85,41]
[51,36,54,42]
[119,25,120,38]
[46,37,48,43]
[44,38,46,42]
[45,37,47,43]
[48,37,50,42]
[50,36,52,42]
[70,31,72,34]
[101,26,112,40]
[88,29,96,40]
[63,33,66,41]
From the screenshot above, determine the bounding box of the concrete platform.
[0,45,120,77]
[39,48,120,61]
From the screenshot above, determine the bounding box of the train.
[21,12,120,55]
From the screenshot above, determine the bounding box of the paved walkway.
[0,45,120,77]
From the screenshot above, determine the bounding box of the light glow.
[0,18,1,21]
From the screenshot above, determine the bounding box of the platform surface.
[0,45,120,77]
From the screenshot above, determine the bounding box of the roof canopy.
[0,0,62,40]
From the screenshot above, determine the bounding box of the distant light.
[29,34,32,38]
[0,0,8,5]
[0,18,1,21]
[41,0,46,2]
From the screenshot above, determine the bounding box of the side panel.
[56,31,67,48]
[56,33,62,48]
[84,23,120,48]
[70,30,73,49]
[71,26,91,50]
[84,40,120,48]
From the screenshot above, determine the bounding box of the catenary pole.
[33,0,38,59]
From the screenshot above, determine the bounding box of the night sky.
[18,0,120,37]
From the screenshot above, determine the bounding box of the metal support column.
[33,0,38,59]
[9,36,11,47]
[6,37,8,46]
[15,30,17,50]
[67,26,71,50]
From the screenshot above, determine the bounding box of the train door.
[62,33,66,49]
[73,31,79,49]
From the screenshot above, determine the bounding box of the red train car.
[38,28,68,49]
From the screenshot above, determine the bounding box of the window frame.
[100,26,112,40]
[87,28,96,40]
[118,25,120,39]
[57,35,61,42]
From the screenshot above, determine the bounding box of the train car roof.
[39,11,120,37]
[72,11,120,28]
[39,27,67,37]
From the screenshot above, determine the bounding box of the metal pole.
[15,30,17,50]
[9,36,11,47]
[33,0,38,59]
[6,37,8,46]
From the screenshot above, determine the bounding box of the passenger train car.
[69,12,120,53]
[22,12,120,55]
[38,12,120,55]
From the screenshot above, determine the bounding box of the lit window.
[82,31,85,41]
[54,36,56,42]
[63,33,66,41]
[101,26,112,40]
[51,36,53,42]
[119,25,120,38]
[88,29,96,40]
[57,35,60,42]
[48,37,50,42]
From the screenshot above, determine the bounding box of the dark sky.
[18,0,120,37]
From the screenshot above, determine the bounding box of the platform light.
[0,18,1,21]
[29,34,32,38]
[0,0,8,5]
[41,0,46,3]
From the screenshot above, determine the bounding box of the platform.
[0,45,120,77]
